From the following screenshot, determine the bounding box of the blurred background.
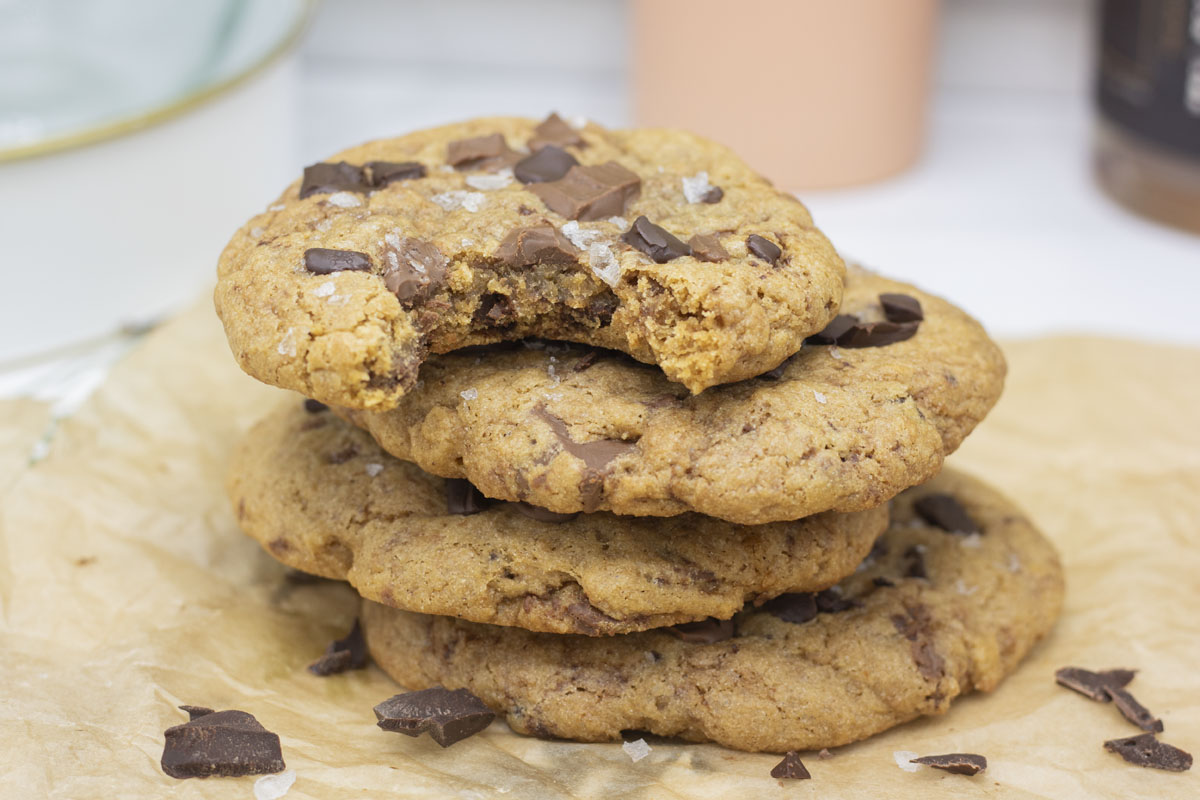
[2,0,1199,411]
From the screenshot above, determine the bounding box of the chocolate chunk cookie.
[227,402,887,635]
[214,115,845,409]
[339,267,1006,524]
[361,469,1064,752]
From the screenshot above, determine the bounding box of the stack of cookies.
[217,115,1064,755]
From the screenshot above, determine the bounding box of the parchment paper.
[1,300,1197,799]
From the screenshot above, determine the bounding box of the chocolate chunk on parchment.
[746,234,782,265]
[1054,666,1137,701]
[514,145,579,184]
[1104,733,1192,772]
[299,161,368,198]
[667,617,735,644]
[914,494,980,535]
[622,216,690,263]
[510,502,579,523]
[308,619,368,676]
[446,478,492,515]
[687,233,729,262]
[532,162,641,221]
[366,160,426,187]
[880,292,924,323]
[383,237,449,306]
[178,705,215,721]
[303,398,329,413]
[1106,686,1164,732]
[764,592,819,625]
[495,225,579,268]
[374,687,495,747]
[911,753,988,775]
[770,751,811,780]
[528,112,584,150]
[447,133,516,171]
[161,709,285,779]
[304,248,373,275]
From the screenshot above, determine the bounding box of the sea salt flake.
[829,345,843,360]
[313,281,336,297]
[681,171,716,204]
[268,203,287,212]
[365,462,384,477]
[960,533,984,549]
[460,388,478,402]
[561,220,604,249]
[432,190,486,212]
[384,231,402,250]
[813,390,827,404]
[254,770,296,800]
[589,243,621,287]
[567,114,588,130]
[250,226,265,238]
[315,218,333,232]
[461,238,475,247]
[894,750,921,772]
[1008,553,1022,573]
[623,738,651,762]
[276,328,297,357]
[466,168,513,191]
[327,191,362,208]
[956,579,978,596]
[607,216,628,228]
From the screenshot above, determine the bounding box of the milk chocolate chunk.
[687,233,729,262]
[308,619,368,676]
[447,133,514,170]
[770,751,811,780]
[531,162,641,221]
[746,234,782,265]
[304,248,372,275]
[528,112,584,150]
[880,292,924,323]
[383,237,449,305]
[911,753,988,776]
[510,502,579,523]
[374,687,496,747]
[299,161,368,198]
[622,216,690,263]
[303,399,328,413]
[495,225,579,268]
[764,592,818,625]
[514,145,579,184]
[667,617,735,644]
[161,709,285,779]
[366,160,426,186]
[1104,733,1192,772]
[1055,666,1137,701]
[533,406,637,511]
[1107,686,1164,733]
[914,494,980,535]
[446,479,491,515]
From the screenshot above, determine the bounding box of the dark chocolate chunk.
[880,292,924,323]
[808,314,859,345]
[299,161,368,199]
[374,687,496,747]
[533,406,637,512]
[178,705,215,721]
[770,751,811,780]
[1107,686,1164,732]
[304,248,373,275]
[514,145,579,184]
[509,502,579,523]
[700,185,724,203]
[303,398,328,413]
[873,576,896,588]
[1054,666,1137,701]
[307,619,368,676]
[531,162,641,221]
[814,588,861,613]
[383,237,448,306]
[447,133,515,171]
[746,234,782,265]
[446,479,492,515]
[763,592,818,625]
[914,494,980,535]
[495,225,579,268]
[911,753,988,776]
[621,216,690,263]
[687,233,729,262]
[572,351,600,372]
[161,709,285,779]
[904,545,929,580]
[667,617,735,644]
[366,160,426,187]
[890,604,945,681]
[284,568,329,585]
[327,445,357,465]
[1104,733,1192,772]
[839,320,920,348]
[528,112,585,150]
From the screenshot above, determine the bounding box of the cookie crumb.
[460,388,479,402]
[622,738,651,762]
[818,748,834,760]
[326,191,362,208]
[893,750,921,772]
[254,769,297,799]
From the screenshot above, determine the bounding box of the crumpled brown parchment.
[1,300,1197,799]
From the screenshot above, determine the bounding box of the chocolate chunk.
[495,225,579,268]
[1107,686,1164,732]
[880,292,924,323]
[1104,733,1192,772]
[914,494,980,535]
[667,617,735,644]
[304,248,372,275]
[514,145,579,184]
[746,234,782,265]
[366,160,426,187]
[299,161,368,199]
[383,237,449,306]
[763,592,818,625]
[533,406,637,511]
[327,445,357,465]
[446,479,492,515]
[531,161,641,221]
[838,320,920,348]
[904,545,929,580]
[509,502,579,523]
[890,604,945,681]
[284,568,329,585]
[1055,666,1137,701]
[572,351,600,372]
[687,233,729,262]
[308,619,368,676]
[911,753,988,776]
[873,576,896,587]
[621,216,690,263]
[808,314,859,345]
[528,112,584,150]
[770,751,811,780]
[161,709,285,779]
[814,588,861,613]
[700,186,724,203]
[374,687,496,747]
[447,133,515,171]
[303,398,328,413]
[179,705,214,721]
